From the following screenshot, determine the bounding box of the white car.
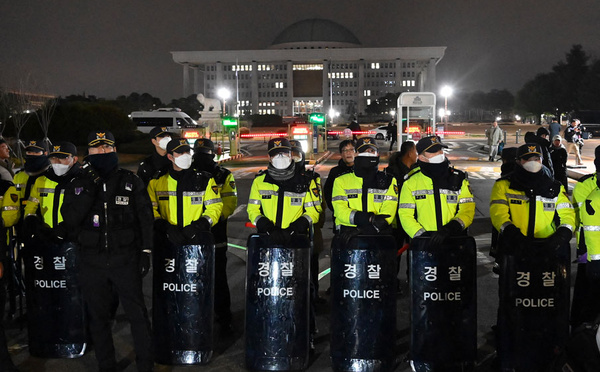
[371,125,389,140]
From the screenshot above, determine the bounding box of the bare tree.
[35,96,57,153]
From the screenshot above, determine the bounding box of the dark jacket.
[524,132,554,178]
[323,159,353,212]
[137,151,171,186]
[550,145,568,189]
[61,167,154,267]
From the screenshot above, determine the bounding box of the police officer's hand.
[154,219,170,234]
[500,224,523,253]
[549,226,572,253]
[353,211,373,229]
[340,228,361,246]
[81,162,101,184]
[430,220,463,247]
[370,214,390,233]
[166,225,186,246]
[289,216,310,235]
[267,228,287,246]
[139,251,151,278]
[256,217,275,234]
[182,218,211,242]
[53,222,68,243]
[23,215,42,240]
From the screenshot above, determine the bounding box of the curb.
[217,154,243,164]
[314,151,332,165]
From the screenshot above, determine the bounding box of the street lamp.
[217,87,231,117]
[440,85,453,124]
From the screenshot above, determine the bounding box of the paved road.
[5,136,598,371]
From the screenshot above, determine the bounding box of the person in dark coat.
[137,126,173,186]
[550,134,568,190]
[61,131,154,372]
[386,141,417,291]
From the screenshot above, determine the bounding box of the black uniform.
[61,165,154,372]
[137,151,171,186]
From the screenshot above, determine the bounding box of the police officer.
[191,138,236,332]
[22,142,80,241]
[0,177,18,371]
[398,136,475,244]
[2,140,50,228]
[289,140,324,294]
[323,139,355,215]
[331,137,397,240]
[247,138,322,245]
[490,143,574,248]
[137,126,173,186]
[571,145,600,328]
[61,131,154,372]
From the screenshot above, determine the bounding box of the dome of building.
[270,19,361,49]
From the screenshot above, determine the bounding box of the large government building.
[171,19,445,118]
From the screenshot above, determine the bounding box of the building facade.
[171,19,445,118]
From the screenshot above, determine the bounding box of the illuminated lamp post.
[440,85,453,137]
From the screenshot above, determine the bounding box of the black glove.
[154,219,170,234]
[289,216,310,235]
[81,162,101,184]
[256,217,275,234]
[500,224,523,254]
[166,224,186,246]
[267,228,287,246]
[23,215,42,240]
[194,218,211,231]
[340,228,361,246]
[370,214,390,233]
[549,227,573,249]
[353,211,373,228]
[53,222,68,243]
[430,220,463,247]
[139,251,151,278]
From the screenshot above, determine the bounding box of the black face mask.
[24,155,49,174]
[193,152,216,171]
[86,152,118,177]
[354,155,379,177]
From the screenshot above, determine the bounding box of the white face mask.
[52,162,71,176]
[292,155,303,163]
[158,136,171,150]
[174,153,192,170]
[427,154,446,164]
[271,154,292,169]
[522,160,542,173]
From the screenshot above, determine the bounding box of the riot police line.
[0,132,585,372]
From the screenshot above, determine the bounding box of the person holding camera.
[565,118,584,165]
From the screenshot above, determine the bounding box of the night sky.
[1,0,599,102]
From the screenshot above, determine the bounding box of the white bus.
[129,108,200,134]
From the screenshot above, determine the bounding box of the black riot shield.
[23,238,86,358]
[409,235,477,372]
[330,234,397,372]
[152,231,215,365]
[245,233,311,371]
[497,237,570,371]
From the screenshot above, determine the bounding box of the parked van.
[130,108,200,134]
